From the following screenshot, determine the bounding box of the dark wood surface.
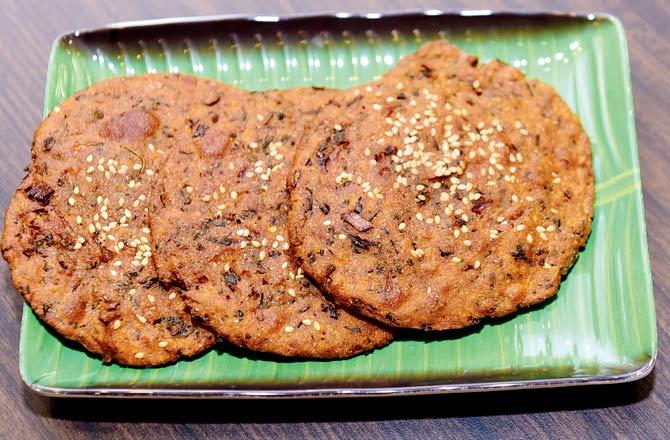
[1,0,667,438]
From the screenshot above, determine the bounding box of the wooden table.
[1,1,667,438]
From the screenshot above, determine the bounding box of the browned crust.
[287,40,594,330]
[1,75,219,366]
[149,87,393,358]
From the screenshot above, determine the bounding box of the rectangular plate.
[18,10,656,398]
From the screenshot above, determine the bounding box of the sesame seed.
[168,292,177,300]
[540,232,548,241]
[137,315,147,324]
[68,197,76,206]
[134,352,144,359]
[113,320,121,330]
[88,224,95,234]
[284,326,294,333]
[288,288,296,297]
[158,341,168,348]
[536,226,545,233]
[110,270,118,276]
[516,224,526,231]
[75,215,82,224]
[398,222,406,231]
[451,256,462,263]
[323,219,332,226]
[113,260,122,267]
[313,322,321,331]
[527,234,534,243]
[474,260,481,269]
[334,124,343,131]
[410,248,425,258]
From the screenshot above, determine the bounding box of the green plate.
[17,10,656,397]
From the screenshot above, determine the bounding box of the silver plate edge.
[26,353,656,399]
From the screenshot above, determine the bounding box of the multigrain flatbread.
[287,41,594,330]
[149,87,393,358]
[1,75,217,365]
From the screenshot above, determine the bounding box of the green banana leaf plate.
[16,10,656,398]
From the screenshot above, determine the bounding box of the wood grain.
[1,0,668,438]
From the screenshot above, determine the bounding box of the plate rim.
[24,353,656,399]
[54,8,617,42]
[20,9,657,398]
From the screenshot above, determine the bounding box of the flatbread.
[287,41,594,330]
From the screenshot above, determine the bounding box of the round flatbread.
[149,86,393,358]
[2,75,218,365]
[287,41,594,330]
